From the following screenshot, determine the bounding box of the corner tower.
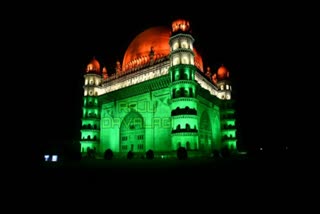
[169,19,199,151]
[216,65,237,151]
[80,57,101,153]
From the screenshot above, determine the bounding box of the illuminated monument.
[80,19,237,158]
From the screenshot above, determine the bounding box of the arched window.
[173,42,179,50]
[189,88,193,97]
[184,89,189,97]
[176,88,181,97]
[183,71,188,80]
[173,57,180,65]
[172,88,176,98]
[175,70,180,81]
[181,40,188,48]
[180,88,185,97]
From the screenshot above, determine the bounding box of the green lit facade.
[80,19,237,157]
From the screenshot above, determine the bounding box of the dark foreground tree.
[146,149,154,160]
[86,148,96,159]
[177,147,188,160]
[104,149,113,160]
[220,146,230,158]
[127,150,134,159]
[212,149,220,158]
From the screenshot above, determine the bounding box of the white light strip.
[195,73,218,96]
[96,66,169,95]
[95,64,230,100]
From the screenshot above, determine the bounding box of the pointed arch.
[120,111,145,152]
[199,111,213,151]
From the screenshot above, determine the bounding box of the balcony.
[172,127,198,134]
[171,107,197,116]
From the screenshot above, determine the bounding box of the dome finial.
[149,46,155,64]
[115,60,122,74]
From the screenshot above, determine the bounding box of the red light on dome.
[172,19,190,32]
[122,25,204,73]
[217,64,229,80]
[86,57,101,73]
[122,26,171,72]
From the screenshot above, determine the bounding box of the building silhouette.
[80,19,237,158]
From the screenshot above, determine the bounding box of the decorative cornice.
[98,75,171,103]
[171,132,198,136]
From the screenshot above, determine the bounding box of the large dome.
[122,26,203,72]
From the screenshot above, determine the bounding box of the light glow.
[51,155,58,162]
[98,65,169,95]
[44,155,50,161]
[80,18,237,157]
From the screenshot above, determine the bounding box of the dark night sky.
[36,2,297,152]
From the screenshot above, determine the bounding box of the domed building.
[80,19,237,158]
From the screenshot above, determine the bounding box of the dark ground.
[14,151,301,207]
[37,152,294,185]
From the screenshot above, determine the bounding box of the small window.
[173,42,179,50]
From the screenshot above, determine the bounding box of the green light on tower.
[78,18,238,158]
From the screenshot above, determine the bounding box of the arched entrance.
[199,111,212,151]
[120,111,145,152]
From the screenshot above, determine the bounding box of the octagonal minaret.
[80,57,102,153]
[169,19,199,151]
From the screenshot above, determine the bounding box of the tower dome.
[86,57,101,73]
[122,26,203,73]
[217,64,229,80]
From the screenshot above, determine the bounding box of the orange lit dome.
[217,64,230,80]
[86,57,101,73]
[122,26,203,73]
